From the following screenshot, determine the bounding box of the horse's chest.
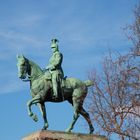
[31,80,45,96]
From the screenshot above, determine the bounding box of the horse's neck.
[29,61,43,78]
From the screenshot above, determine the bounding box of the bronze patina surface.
[17,39,94,134]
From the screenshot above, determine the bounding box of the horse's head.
[17,54,29,80]
[17,54,43,81]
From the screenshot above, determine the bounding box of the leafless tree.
[124,4,140,56]
[86,4,140,140]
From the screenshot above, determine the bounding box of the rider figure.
[46,38,64,99]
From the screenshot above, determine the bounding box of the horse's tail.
[84,80,94,87]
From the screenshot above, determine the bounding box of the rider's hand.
[50,66,55,70]
[46,66,50,69]
[46,65,55,70]
[43,68,47,71]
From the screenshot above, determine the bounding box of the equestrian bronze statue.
[16,39,94,134]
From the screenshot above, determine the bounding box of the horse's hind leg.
[79,107,94,134]
[65,101,80,132]
[65,89,81,133]
[37,103,49,130]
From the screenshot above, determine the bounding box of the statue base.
[22,130,107,140]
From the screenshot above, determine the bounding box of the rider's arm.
[46,52,63,70]
[53,52,63,67]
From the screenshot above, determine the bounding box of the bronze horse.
[17,55,94,134]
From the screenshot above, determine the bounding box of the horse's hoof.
[89,127,94,134]
[28,112,33,117]
[65,129,71,133]
[32,114,38,122]
[42,127,46,130]
[42,127,47,130]
[42,126,47,130]
[42,124,49,130]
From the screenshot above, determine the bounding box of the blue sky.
[0,0,139,139]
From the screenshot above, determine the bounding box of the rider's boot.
[52,85,59,100]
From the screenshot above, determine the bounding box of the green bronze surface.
[46,39,64,99]
[17,39,94,134]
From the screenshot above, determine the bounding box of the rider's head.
[51,38,59,52]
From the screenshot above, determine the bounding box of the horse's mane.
[27,58,43,75]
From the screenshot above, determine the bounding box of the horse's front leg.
[27,95,41,122]
[37,103,49,130]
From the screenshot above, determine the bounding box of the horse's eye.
[21,61,26,65]
[22,62,25,65]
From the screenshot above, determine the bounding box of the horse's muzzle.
[18,74,26,79]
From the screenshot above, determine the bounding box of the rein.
[20,58,45,82]
[22,71,45,82]
[21,75,31,82]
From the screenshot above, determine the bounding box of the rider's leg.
[52,73,58,98]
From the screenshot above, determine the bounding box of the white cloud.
[0,2,134,95]
[0,30,46,46]
[0,72,27,94]
[0,80,25,94]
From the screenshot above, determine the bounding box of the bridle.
[19,58,31,82]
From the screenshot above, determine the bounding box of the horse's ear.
[16,54,25,59]
[21,54,25,58]
[16,54,20,59]
[17,54,25,59]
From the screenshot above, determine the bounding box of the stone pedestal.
[22,130,107,140]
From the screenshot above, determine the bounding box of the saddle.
[44,70,65,85]
[44,70,72,96]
